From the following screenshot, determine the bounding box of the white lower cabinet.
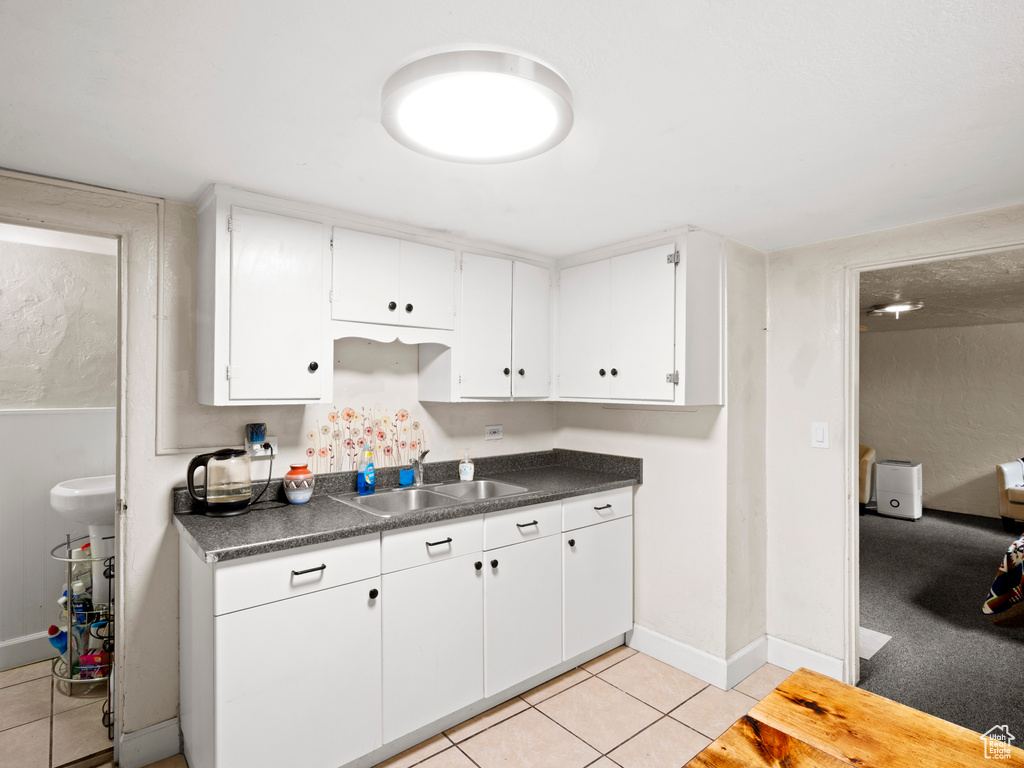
[563,515,634,660]
[382,552,484,742]
[484,534,562,697]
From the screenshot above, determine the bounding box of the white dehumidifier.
[876,459,922,520]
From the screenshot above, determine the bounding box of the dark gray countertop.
[173,449,641,563]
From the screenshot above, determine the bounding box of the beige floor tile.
[732,663,792,701]
[608,717,711,768]
[374,733,452,768]
[521,667,592,705]
[459,708,599,768]
[669,685,757,740]
[53,679,107,714]
[598,652,708,713]
[0,660,52,691]
[416,747,477,767]
[0,677,50,732]
[0,717,49,768]
[141,757,188,768]
[586,759,620,768]
[535,676,660,754]
[52,699,110,766]
[445,697,529,743]
[581,645,637,674]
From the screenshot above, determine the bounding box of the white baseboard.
[765,636,844,681]
[628,625,766,690]
[118,717,180,768]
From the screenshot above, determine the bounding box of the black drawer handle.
[368,588,379,599]
[594,504,612,511]
[567,539,575,547]
[291,564,326,576]
[516,520,539,529]
[426,537,453,547]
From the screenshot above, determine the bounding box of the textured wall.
[860,323,1024,517]
[0,241,116,407]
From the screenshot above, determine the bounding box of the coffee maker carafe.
[187,449,253,516]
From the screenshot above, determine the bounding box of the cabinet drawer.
[382,516,483,573]
[562,487,633,531]
[213,533,380,615]
[483,502,561,551]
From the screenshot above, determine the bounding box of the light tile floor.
[0,658,110,768]
[374,647,794,768]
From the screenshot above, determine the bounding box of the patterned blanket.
[983,534,1024,627]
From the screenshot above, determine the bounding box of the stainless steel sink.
[346,489,456,517]
[433,480,528,500]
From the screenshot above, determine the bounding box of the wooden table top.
[687,668,1024,767]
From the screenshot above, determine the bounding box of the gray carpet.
[859,508,1024,736]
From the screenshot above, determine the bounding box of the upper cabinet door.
[228,207,325,401]
[511,261,551,398]
[608,245,676,401]
[399,240,456,330]
[331,228,400,324]
[461,253,513,398]
[558,259,610,399]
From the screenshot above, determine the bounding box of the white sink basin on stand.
[50,475,116,593]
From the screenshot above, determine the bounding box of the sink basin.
[348,489,458,518]
[50,475,115,527]
[434,480,529,501]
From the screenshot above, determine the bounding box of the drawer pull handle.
[426,537,453,547]
[516,520,539,529]
[368,588,379,599]
[594,504,612,511]
[291,564,326,576]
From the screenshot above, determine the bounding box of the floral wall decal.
[306,404,428,473]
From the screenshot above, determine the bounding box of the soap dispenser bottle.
[357,445,376,495]
[459,449,475,482]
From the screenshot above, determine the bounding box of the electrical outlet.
[484,425,503,440]
[246,436,277,459]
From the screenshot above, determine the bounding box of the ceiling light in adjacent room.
[381,51,573,163]
[867,301,924,319]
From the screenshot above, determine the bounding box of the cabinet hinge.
[329,289,334,303]
[666,371,679,385]
[458,375,462,384]
[226,365,233,380]
[667,250,681,265]
[226,216,234,233]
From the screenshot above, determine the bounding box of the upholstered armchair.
[996,461,1024,531]
[860,444,876,510]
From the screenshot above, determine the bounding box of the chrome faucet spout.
[411,449,430,486]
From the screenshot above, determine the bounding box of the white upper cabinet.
[197,187,332,405]
[331,227,455,331]
[511,260,552,398]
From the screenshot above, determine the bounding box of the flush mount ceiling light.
[381,50,574,163]
[867,301,925,319]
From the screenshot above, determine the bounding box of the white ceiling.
[1,1,1023,258]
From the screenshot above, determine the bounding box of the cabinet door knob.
[518,368,525,376]
[475,561,483,570]
[610,368,618,377]
[405,303,414,313]
[598,369,606,377]
[308,361,319,373]
[388,301,397,311]
[503,367,511,376]
[490,559,499,568]
[567,539,576,547]
[368,588,379,599]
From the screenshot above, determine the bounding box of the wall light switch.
[811,422,829,449]
[484,425,503,440]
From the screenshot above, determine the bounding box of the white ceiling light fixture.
[867,301,925,319]
[381,50,574,163]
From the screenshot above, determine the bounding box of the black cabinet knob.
[598,369,606,377]
[503,367,511,376]
[568,539,576,547]
[405,303,413,313]
[490,559,499,568]
[610,368,618,377]
[369,588,378,599]
[388,301,397,311]
[308,361,319,373]
[518,368,525,376]
[475,561,483,570]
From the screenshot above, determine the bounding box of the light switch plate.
[484,425,503,440]
[811,422,829,449]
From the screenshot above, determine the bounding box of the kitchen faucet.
[410,449,430,486]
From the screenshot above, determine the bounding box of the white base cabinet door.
[483,534,562,697]
[562,516,634,660]
[213,577,382,768]
[382,553,484,742]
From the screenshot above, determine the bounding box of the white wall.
[766,202,1024,667]
[860,322,1024,518]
